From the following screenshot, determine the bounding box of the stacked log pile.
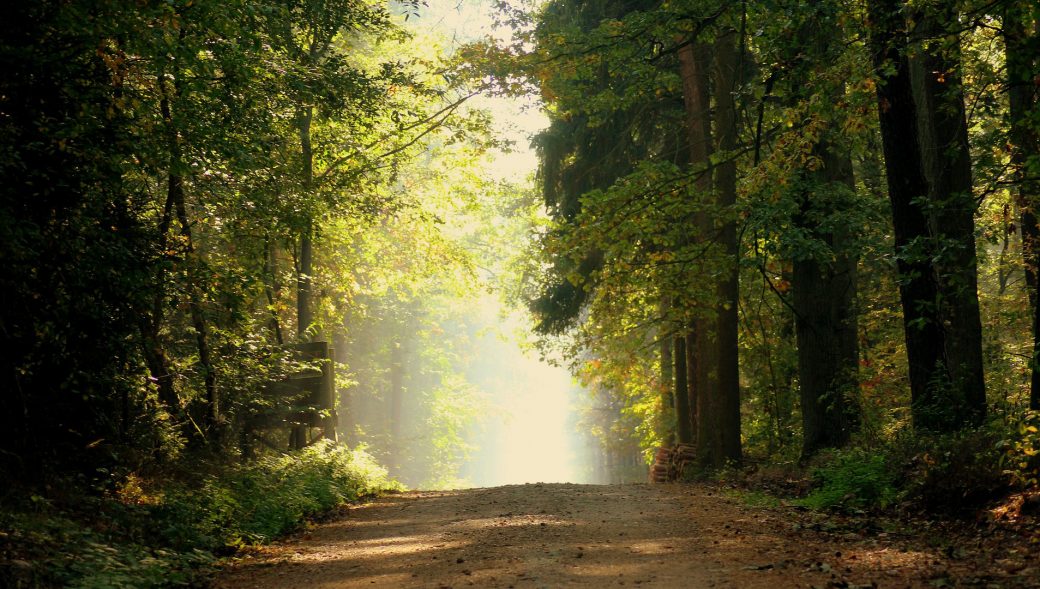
[649,446,673,482]
[649,443,698,482]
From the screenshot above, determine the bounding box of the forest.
[1,0,1039,587]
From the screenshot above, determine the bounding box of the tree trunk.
[140,178,179,416]
[794,146,859,457]
[685,331,698,445]
[673,332,693,444]
[780,3,861,458]
[678,28,742,468]
[711,28,743,466]
[1003,4,1040,410]
[868,0,985,431]
[172,173,219,438]
[677,39,714,463]
[264,237,284,345]
[297,105,315,339]
[909,2,985,427]
[159,66,218,438]
[291,106,315,449]
[388,338,405,475]
[659,297,675,442]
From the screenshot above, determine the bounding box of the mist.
[330,1,630,490]
[459,297,592,487]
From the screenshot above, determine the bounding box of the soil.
[213,483,1039,588]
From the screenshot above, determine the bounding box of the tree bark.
[291,106,315,449]
[779,3,861,458]
[909,2,985,426]
[685,331,698,445]
[172,176,218,437]
[794,145,860,457]
[264,237,284,345]
[158,63,218,437]
[710,28,743,466]
[678,29,742,468]
[659,297,675,442]
[673,332,693,444]
[297,105,315,339]
[1003,4,1040,410]
[140,175,180,416]
[388,338,405,474]
[677,40,714,462]
[868,0,985,430]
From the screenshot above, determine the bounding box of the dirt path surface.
[214,483,1031,588]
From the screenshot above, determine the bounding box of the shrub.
[798,448,899,511]
[999,410,1040,490]
[156,440,402,549]
[895,428,1007,513]
[1,442,400,588]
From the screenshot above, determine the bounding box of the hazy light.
[483,347,578,485]
[457,296,586,487]
[408,2,583,488]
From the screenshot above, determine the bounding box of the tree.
[868,0,986,431]
[782,2,861,457]
[0,0,160,479]
[1002,3,1040,410]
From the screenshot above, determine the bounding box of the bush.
[0,442,400,588]
[894,428,1007,513]
[999,410,1040,490]
[798,448,899,511]
[156,440,401,549]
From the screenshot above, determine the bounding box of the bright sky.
[407,2,585,486]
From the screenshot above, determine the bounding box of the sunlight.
[406,2,579,487]
[461,297,587,486]
[481,351,579,485]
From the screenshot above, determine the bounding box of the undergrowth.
[0,441,400,588]
[796,448,898,511]
[739,413,1040,515]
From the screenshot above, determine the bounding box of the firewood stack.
[670,443,697,480]
[649,446,673,483]
[649,443,698,482]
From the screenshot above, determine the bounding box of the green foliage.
[893,428,1007,513]
[999,410,1040,489]
[796,427,1014,514]
[798,448,899,511]
[0,442,398,588]
[159,441,401,548]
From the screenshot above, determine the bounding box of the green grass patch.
[734,489,784,509]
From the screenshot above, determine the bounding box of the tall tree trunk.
[172,177,218,437]
[659,297,675,442]
[678,28,743,468]
[909,2,985,426]
[140,177,179,416]
[685,331,698,444]
[868,0,985,431]
[673,332,693,444]
[677,40,715,461]
[158,65,218,438]
[264,237,284,345]
[794,145,860,457]
[290,106,315,450]
[297,105,315,339]
[783,3,861,458]
[1003,4,1040,410]
[710,28,743,466]
[388,338,405,475]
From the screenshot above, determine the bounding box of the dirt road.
[214,483,1027,588]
